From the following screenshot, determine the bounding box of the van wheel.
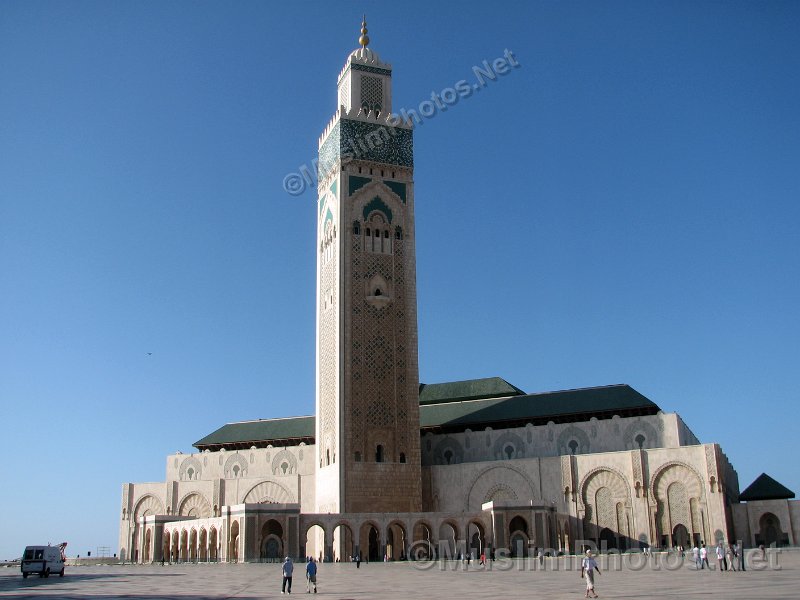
[59,568,65,577]
[22,573,28,579]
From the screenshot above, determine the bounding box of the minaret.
[315,18,421,513]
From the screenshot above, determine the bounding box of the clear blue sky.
[1,1,798,560]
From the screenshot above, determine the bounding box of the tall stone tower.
[315,19,422,514]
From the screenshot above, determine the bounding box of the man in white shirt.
[716,542,727,572]
[581,549,601,598]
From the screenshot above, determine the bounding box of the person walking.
[700,544,709,569]
[581,549,601,599]
[355,552,361,568]
[281,556,294,594]
[725,544,736,572]
[716,542,727,572]
[305,557,317,593]
[692,544,700,570]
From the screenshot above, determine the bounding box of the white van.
[21,545,65,578]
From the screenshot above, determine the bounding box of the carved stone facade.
[315,39,421,514]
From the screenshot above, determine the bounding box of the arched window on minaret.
[364,213,392,255]
[375,445,384,463]
[395,226,403,240]
[353,221,361,235]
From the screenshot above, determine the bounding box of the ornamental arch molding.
[650,462,705,540]
[353,183,405,221]
[432,436,464,466]
[271,449,298,476]
[492,431,526,460]
[178,492,212,518]
[224,453,249,478]
[579,467,632,508]
[134,494,164,519]
[622,420,660,450]
[579,468,632,530]
[484,483,519,504]
[179,456,202,481]
[556,425,590,455]
[242,480,296,504]
[649,461,705,504]
[467,465,537,510]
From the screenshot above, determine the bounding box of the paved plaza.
[1,551,798,600]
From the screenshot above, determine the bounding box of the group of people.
[690,541,740,571]
[280,556,317,594]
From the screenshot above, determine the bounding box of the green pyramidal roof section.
[419,377,526,405]
[738,473,796,501]
[194,416,315,450]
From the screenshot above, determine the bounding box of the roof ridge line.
[524,383,630,396]
[225,415,314,425]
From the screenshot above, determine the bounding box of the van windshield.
[35,549,44,560]
[23,549,34,560]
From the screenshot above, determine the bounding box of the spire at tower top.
[359,15,369,48]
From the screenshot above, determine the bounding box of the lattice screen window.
[595,487,615,528]
[360,75,383,112]
[339,83,349,109]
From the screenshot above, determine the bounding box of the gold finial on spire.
[359,15,369,48]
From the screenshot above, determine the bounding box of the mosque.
[118,21,797,564]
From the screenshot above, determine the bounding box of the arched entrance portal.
[468,521,486,558]
[199,529,208,562]
[305,524,325,562]
[411,521,434,560]
[672,524,689,549]
[229,521,240,563]
[163,531,171,564]
[171,530,179,562]
[359,522,381,562]
[333,524,355,562]
[189,529,197,562]
[758,513,787,547]
[508,516,529,558]
[144,529,152,563]
[438,521,458,559]
[179,530,188,562]
[209,527,218,562]
[261,519,284,562]
[386,522,407,560]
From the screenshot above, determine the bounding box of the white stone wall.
[425,442,735,549]
[422,412,691,467]
[120,445,317,560]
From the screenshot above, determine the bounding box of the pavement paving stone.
[0,550,797,600]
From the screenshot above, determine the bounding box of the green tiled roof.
[194,416,314,450]
[419,384,659,431]
[738,473,795,502]
[193,382,660,449]
[419,377,525,405]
